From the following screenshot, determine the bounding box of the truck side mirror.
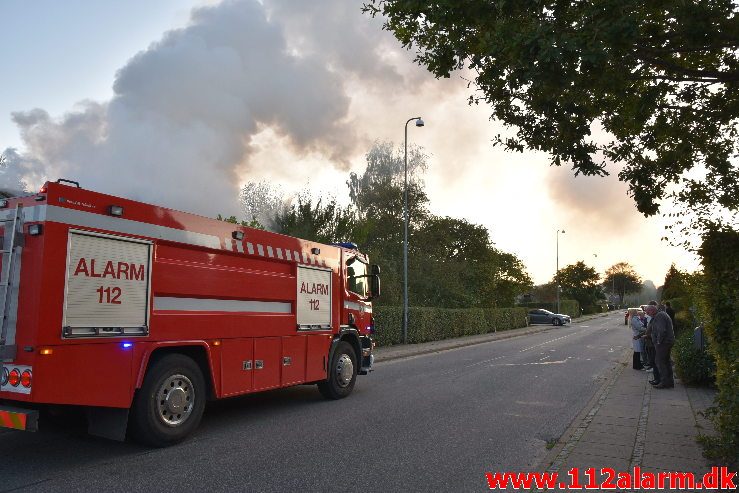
[371,264,380,275]
[370,274,381,299]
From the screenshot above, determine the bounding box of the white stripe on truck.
[154,297,291,313]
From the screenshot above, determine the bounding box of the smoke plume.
[2,0,405,216]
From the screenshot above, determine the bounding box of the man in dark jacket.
[645,304,675,388]
[664,301,676,327]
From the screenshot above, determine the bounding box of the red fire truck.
[0,180,379,446]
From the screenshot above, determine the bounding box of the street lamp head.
[415,118,424,127]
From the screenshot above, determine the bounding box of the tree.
[661,263,689,300]
[274,191,357,245]
[239,181,287,232]
[364,1,739,230]
[411,216,532,307]
[529,283,558,304]
[557,261,604,308]
[604,262,643,305]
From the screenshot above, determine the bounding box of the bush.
[515,300,580,318]
[699,229,739,463]
[373,306,529,347]
[582,304,609,315]
[674,309,694,334]
[664,297,687,312]
[673,328,715,386]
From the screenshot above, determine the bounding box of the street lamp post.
[556,229,565,314]
[403,116,424,344]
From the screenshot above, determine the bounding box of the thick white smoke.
[2,0,407,216]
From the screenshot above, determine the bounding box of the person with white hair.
[629,308,645,370]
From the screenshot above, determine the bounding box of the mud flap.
[87,407,129,441]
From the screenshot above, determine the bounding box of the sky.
[0,0,701,285]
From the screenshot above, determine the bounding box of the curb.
[374,312,614,363]
[533,347,632,477]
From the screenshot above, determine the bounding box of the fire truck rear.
[0,180,378,446]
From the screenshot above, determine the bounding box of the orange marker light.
[39,348,53,355]
[212,340,221,346]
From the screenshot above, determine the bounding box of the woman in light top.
[629,308,645,370]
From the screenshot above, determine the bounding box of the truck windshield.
[346,257,368,297]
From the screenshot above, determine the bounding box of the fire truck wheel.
[318,341,357,400]
[130,354,206,447]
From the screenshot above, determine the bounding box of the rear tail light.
[20,370,32,388]
[7,368,21,387]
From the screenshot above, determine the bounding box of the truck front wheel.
[130,354,206,447]
[318,341,357,400]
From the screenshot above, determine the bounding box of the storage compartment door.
[306,334,329,382]
[253,337,281,391]
[63,231,151,337]
[220,338,253,397]
[296,265,331,329]
[281,335,307,386]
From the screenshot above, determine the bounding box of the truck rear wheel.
[130,354,206,447]
[318,341,357,400]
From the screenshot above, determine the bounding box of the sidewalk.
[536,349,721,489]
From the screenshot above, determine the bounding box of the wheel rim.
[335,353,354,388]
[156,374,195,427]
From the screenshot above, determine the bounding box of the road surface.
[0,312,629,492]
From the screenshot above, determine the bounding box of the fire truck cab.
[0,180,378,446]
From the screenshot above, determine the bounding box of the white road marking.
[492,360,568,367]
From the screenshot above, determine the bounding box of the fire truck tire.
[318,341,357,400]
[130,354,206,447]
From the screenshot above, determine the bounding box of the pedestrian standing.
[629,308,644,370]
[645,304,675,388]
[664,301,676,328]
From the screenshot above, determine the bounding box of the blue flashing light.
[121,342,133,349]
[332,242,358,250]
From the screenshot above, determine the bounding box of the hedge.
[673,328,715,386]
[373,306,529,347]
[515,300,580,318]
[582,304,609,315]
[698,229,739,462]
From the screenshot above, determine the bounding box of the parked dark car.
[528,309,571,326]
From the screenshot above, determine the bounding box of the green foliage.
[673,328,715,386]
[581,304,609,315]
[698,228,739,463]
[274,192,357,244]
[516,300,580,318]
[603,262,642,305]
[408,216,532,308]
[674,309,694,334]
[556,261,604,308]
[240,141,533,310]
[302,142,533,309]
[373,306,529,346]
[364,0,739,234]
[216,214,263,230]
[662,263,689,301]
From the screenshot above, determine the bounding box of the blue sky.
[0,0,198,149]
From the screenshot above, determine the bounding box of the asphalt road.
[1,312,629,492]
